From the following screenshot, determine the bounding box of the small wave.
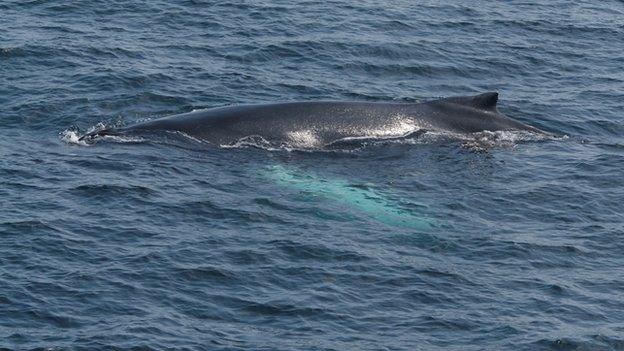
[69,184,155,197]
[0,46,24,58]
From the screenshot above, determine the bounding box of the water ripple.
[1,0,623,350]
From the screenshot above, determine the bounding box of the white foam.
[166,131,207,144]
[60,122,144,145]
[60,129,91,146]
[60,122,108,146]
[460,130,564,151]
[221,135,281,150]
[100,135,144,143]
[336,124,422,143]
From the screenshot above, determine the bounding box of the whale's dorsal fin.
[440,92,499,111]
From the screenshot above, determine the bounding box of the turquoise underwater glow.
[264,164,432,229]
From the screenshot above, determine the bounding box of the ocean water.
[2,1,624,350]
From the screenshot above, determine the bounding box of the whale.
[80,92,546,147]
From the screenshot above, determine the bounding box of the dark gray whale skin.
[80,92,546,146]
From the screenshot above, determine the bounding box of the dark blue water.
[2,1,624,350]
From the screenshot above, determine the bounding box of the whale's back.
[120,101,417,147]
[80,93,546,146]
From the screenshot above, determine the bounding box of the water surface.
[1,1,624,350]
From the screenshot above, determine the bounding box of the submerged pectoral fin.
[263,164,433,229]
